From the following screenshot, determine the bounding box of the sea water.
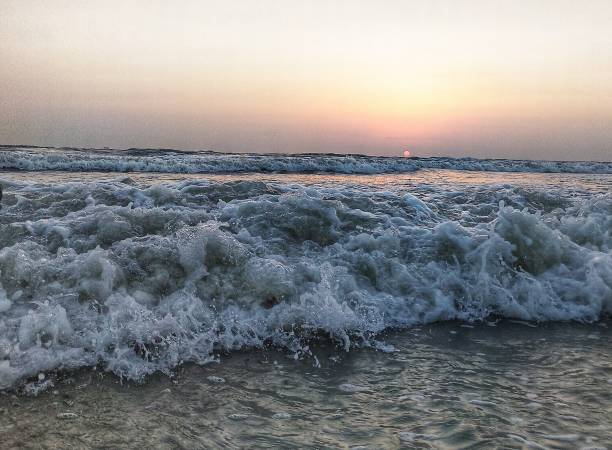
[1,323,611,448]
[0,147,611,447]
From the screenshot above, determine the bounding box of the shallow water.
[2,321,611,449]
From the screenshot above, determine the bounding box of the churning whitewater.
[0,148,611,390]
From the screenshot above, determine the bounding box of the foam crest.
[0,176,610,389]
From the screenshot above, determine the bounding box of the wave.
[0,175,611,389]
[2,146,612,174]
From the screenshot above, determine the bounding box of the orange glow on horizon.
[1,1,611,160]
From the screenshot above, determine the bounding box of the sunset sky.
[1,1,611,160]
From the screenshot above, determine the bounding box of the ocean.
[1,146,611,448]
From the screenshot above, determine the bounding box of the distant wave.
[1,146,612,174]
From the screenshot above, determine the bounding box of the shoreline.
[2,321,610,448]
[3,318,610,397]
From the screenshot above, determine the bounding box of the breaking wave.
[0,173,611,389]
[2,146,612,174]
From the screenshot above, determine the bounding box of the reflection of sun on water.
[403,150,411,157]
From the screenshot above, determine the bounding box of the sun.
[403,150,411,158]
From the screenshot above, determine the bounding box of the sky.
[1,0,611,160]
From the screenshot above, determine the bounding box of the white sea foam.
[0,170,611,390]
[2,146,612,174]
[339,383,370,393]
